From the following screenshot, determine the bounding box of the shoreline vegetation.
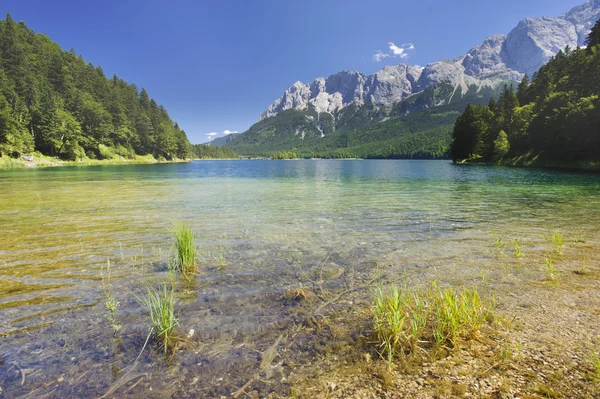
[4,152,599,175]
[450,21,600,174]
[0,153,191,169]
[455,155,600,173]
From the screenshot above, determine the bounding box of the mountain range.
[219,0,600,158]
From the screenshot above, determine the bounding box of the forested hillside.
[191,144,239,159]
[450,20,600,165]
[0,14,191,161]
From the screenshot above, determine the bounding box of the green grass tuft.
[550,231,564,255]
[551,232,564,247]
[172,221,197,276]
[137,284,179,355]
[513,238,523,258]
[373,282,495,365]
[544,258,560,284]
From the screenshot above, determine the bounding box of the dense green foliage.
[271,151,298,159]
[0,14,191,160]
[450,21,600,164]
[191,144,239,159]
[226,83,499,159]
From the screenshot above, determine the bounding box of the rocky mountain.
[258,0,599,122]
[223,0,600,159]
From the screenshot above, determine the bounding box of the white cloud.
[373,50,390,62]
[206,132,218,137]
[388,42,405,56]
[373,42,415,62]
[222,130,238,135]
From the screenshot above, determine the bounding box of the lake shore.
[457,154,600,173]
[284,233,600,398]
[0,154,191,169]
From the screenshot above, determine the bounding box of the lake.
[1,160,599,397]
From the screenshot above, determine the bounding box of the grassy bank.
[457,153,600,173]
[500,153,600,172]
[0,153,191,170]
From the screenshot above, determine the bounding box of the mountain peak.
[258,0,599,121]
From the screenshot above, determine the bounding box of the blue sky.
[0,0,584,143]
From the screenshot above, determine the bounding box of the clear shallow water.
[0,160,599,397]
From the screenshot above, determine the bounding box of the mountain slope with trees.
[191,144,239,159]
[225,84,502,159]
[450,20,600,168]
[0,14,191,161]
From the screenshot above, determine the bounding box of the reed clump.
[137,284,179,355]
[551,231,564,255]
[513,238,523,258]
[101,259,121,334]
[373,282,496,364]
[172,221,197,277]
[544,258,561,284]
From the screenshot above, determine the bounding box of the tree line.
[0,14,191,161]
[450,20,600,164]
[191,144,239,159]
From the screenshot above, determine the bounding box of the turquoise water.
[0,160,599,396]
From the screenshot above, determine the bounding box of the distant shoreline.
[455,156,600,173]
[0,155,190,170]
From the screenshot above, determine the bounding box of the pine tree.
[498,84,519,134]
[0,14,27,86]
[586,19,600,50]
[517,75,530,105]
[450,104,489,161]
[487,97,498,116]
[139,88,150,110]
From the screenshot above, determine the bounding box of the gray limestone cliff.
[258,0,600,122]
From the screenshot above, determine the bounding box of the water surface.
[1,160,599,396]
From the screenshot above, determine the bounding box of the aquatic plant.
[214,245,227,270]
[172,221,197,276]
[373,284,410,364]
[494,237,506,249]
[432,285,492,345]
[137,284,178,355]
[551,231,564,255]
[544,258,560,283]
[551,231,564,246]
[513,238,523,258]
[101,260,121,334]
[373,282,495,365]
[105,296,121,334]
